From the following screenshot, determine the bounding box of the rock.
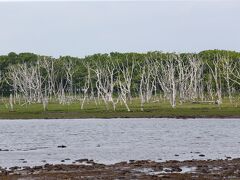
[44,164,51,168]
[96,144,101,147]
[22,166,31,170]
[22,161,27,163]
[65,158,71,161]
[75,158,89,163]
[171,166,182,172]
[155,165,163,171]
[33,166,43,170]
[174,154,179,157]
[61,160,65,162]
[199,154,205,157]
[164,168,172,173]
[0,169,8,175]
[0,149,9,152]
[201,168,209,173]
[115,161,128,166]
[9,166,20,171]
[57,145,67,148]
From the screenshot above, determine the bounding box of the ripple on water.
[0,118,240,168]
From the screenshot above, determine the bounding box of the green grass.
[0,98,240,119]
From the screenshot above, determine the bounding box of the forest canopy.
[0,49,240,111]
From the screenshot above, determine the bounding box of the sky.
[0,1,240,57]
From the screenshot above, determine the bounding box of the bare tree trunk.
[9,94,13,111]
[206,55,222,105]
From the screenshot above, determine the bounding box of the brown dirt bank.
[1,158,240,180]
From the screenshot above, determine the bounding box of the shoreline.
[1,115,240,120]
[2,158,240,180]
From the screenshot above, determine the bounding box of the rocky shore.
[1,158,240,180]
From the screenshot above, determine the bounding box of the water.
[0,118,240,168]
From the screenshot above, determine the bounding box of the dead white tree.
[41,57,57,98]
[139,58,156,111]
[153,55,177,108]
[42,86,48,111]
[81,63,92,109]
[117,58,135,101]
[206,55,223,105]
[177,55,204,102]
[7,63,38,104]
[6,60,48,110]
[9,94,13,111]
[228,58,240,102]
[92,61,118,111]
[206,74,214,101]
[116,58,135,111]
[63,59,76,96]
[176,55,191,103]
[57,79,67,105]
[221,56,235,103]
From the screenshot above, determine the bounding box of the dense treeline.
[0,50,240,111]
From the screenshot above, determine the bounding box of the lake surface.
[0,118,240,168]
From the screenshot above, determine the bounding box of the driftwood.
[192,101,217,104]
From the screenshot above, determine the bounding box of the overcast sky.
[0,1,239,57]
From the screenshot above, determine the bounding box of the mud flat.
[1,158,240,180]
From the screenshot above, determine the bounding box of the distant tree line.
[1,50,240,111]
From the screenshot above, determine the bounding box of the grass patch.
[0,98,240,119]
